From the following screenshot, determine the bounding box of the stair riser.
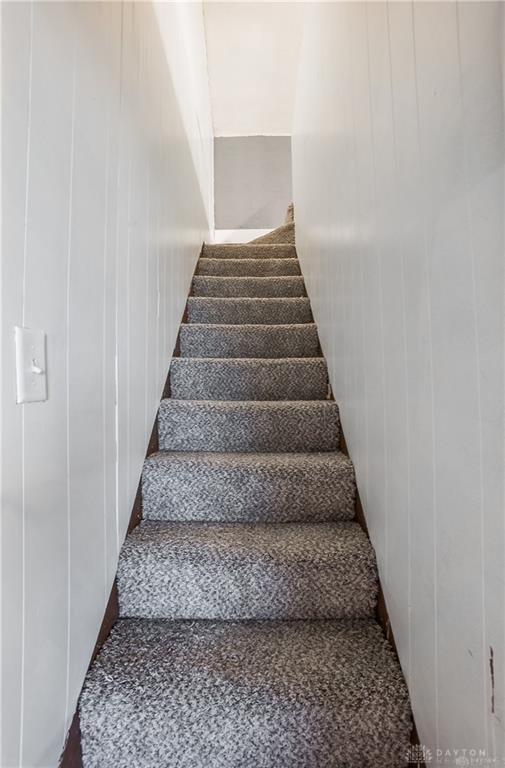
[117,524,378,621]
[203,244,296,259]
[158,401,340,453]
[196,258,301,277]
[192,276,307,298]
[142,453,356,523]
[118,567,374,619]
[187,298,312,325]
[170,359,328,400]
[179,325,320,358]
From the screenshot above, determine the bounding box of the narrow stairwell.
[79,216,412,767]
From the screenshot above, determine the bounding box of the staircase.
[79,215,412,767]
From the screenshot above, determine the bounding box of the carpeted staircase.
[79,216,412,767]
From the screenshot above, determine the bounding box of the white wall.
[214,136,292,228]
[1,2,213,766]
[293,1,504,760]
[203,1,303,136]
[154,2,214,227]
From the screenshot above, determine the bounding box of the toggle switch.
[14,326,48,403]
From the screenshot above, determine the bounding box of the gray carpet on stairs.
[170,358,328,400]
[187,297,312,325]
[179,323,320,358]
[117,520,377,620]
[142,450,356,522]
[196,257,301,276]
[79,209,412,767]
[202,243,296,259]
[192,275,307,297]
[158,399,340,453]
[251,220,295,244]
[80,618,412,768]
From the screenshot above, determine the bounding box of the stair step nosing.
[193,275,304,280]
[202,245,296,259]
[198,258,299,264]
[170,356,326,364]
[181,322,318,330]
[187,297,310,302]
[196,258,302,277]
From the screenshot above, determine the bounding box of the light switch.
[14,326,48,403]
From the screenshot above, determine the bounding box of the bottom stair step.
[80,618,412,768]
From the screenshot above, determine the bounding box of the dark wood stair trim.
[58,247,203,768]
[339,429,425,766]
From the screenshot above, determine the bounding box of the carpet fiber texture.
[196,257,301,276]
[187,296,313,325]
[192,275,307,297]
[80,619,411,768]
[170,358,328,400]
[79,209,411,766]
[179,323,321,358]
[142,450,356,522]
[158,399,340,453]
[203,243,296,259]
[117,520,377,620]
[251,220,295,244]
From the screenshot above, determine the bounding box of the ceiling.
[203,2,304,136]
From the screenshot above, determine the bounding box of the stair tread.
[187,296,312,325]
[142,450,355,523]
[196,257,301,276]
[80,618,412,768]
[170,357,328,400]
[179,323,320,358]
[203,243,296,259]
[117,520,377,620]
[158,399,340,453]
[192,275,306,297]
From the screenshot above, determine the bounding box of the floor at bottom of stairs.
[80,617,411,768]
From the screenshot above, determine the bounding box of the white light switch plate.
[15,326,47,403]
